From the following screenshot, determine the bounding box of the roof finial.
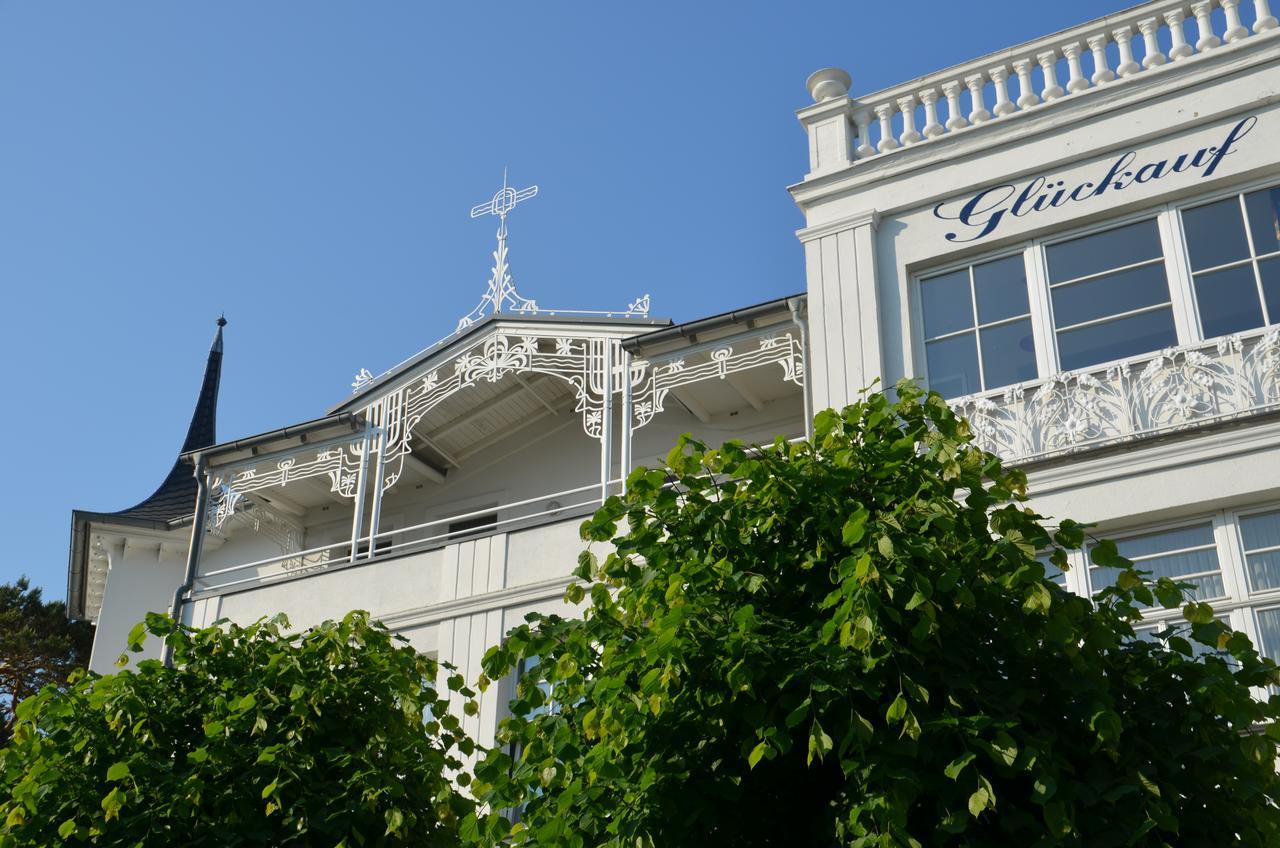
[456,171,540,332]
[217,313,227,328]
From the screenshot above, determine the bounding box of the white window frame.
[1082,513,1230,608]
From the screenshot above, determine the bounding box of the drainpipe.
[788,297,814,441]
[163,453,210,668]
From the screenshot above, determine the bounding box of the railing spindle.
[942,80,969,130]
[897,95,923,145]
[1062,41,1090,92]
[1255,0,1279,31]
[1037,49,1066,99]
[1190,1,1221,51]
[965,73,992,123]
[989,65,1016,116]
[919,88,945,138]
[1087,33,1116,85]
[1113,25,1142,76]
[1012,58,1040,108]
[875,103,900,152]
[1222,0,1250,41]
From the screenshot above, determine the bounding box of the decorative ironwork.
[956,330,1280,463]
[458,171,540,331]
[352,368,375,393]
[630,330,805,430]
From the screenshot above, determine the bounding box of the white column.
[853,110,875,159]
[1222,0,1249,41]
[1037,51,1065,100]
[1112,26,1141,76]
[875,103,900,152]
[988,65,1015,116]
[1138,16,1168,66]
[1162,10,1193,59]
[1254,0,1279,32]
[964,74,991,123]
[1087,34,1115,85]
[1190,1,1221,51]
[941,81,968,130]
[620,349,633,490]
[897,95,922,145]
[599,340,614,501]
[1061,42,1089,93]
[366,420,388,552]
[349,421,373,563]
[1012,59,1039,109]
[919,88,944,138]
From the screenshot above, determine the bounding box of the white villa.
[71,0,1280,752]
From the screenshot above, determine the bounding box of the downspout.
[163,453,210,668]
[788,297,814,441]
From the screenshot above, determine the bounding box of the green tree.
[0,611,476,847]
[0,577,93,747]
[465,383,1280,847]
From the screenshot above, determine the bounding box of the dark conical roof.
[111,317,225,522]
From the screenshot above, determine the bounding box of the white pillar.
[919,88,944,138]
[1190,2,1221,51]
[366,421,388,552]
[1061,42,1090,93]
[1222,0,1249,41]
[941,81,968,130]
[349,420,373,563]
[1087,34,1115,85]
[964,74,991,123]
[1037,51,1065,100]
[798,69,856,177]
[1012,59,1039,109]
[988,65,1015,116]
[620,349,633,489]
[1254,0,1278,32]
[875,103,900,151]
[1139,17,1168,66]
[897,95,922,145]
[599,340,614,501]
[1112,26,1141,76]
[1162,10,1193,60]
[853,110,875,159]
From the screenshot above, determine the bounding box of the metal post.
[620,349,633,492]
[600,339,614,502]
[163,454,209,668]
[349,419,374,563]
[366,409,388,555]
[789,297,814,441]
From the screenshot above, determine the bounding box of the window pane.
[1255,608,1280,664]
[973,255,1029,324]
[920,269,973,338]
[979,319,1037,389]
[1117,522,1215,559]
[1051,263,1172,328]
[925,333,980,399]
[1092,522,1223,602]
[1037,553,1068,587]
[1260,256,1280,322]
[1046,219,1163,283]
[1182,197,1251,271]
[1194,264,1265,338]
[1057,306,1177,372]
[1245,186,1280,256]
[1248,551,1280,592]
[1241,510,1280,551]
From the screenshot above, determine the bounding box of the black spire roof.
[111,317,225,522]
[67,317,225,620]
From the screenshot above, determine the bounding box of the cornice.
[796,209,881,243]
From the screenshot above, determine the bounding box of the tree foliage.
[0,577,93,747]
[0,611,476,847]
[466,383,1280,847]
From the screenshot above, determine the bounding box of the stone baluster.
[853,110,875,159]
[1036,51,1065,100]
[1138,16,1168,66]
[896,95,922,145]
[1087,34,1116,85]
[1255,0,1279,32]
[1190,1,1221,51]
[1061,42,1090,93]
[1163,9,1194,59]
[941,81,968,130]
[1222,0,1249,41]
[919,88,945,138]
[1112,26,1142,76]
[874,104,900,152]
[1012,58,1039,109]
[988,65,1016,116]
[964,74,992,123]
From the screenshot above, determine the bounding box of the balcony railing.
[953,329,1280,464]
[802,0,1278,175]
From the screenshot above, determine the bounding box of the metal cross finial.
[457,170,540,332]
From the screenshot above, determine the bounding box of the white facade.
[73,0,1280,748]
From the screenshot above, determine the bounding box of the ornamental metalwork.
[956,330,1280,463]
[458,172,540,331]
[630,330,805,430]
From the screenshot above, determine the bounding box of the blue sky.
[0,1,1122,597]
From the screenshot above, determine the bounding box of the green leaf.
[968,786,991,818]
[748,740,769,769]
[106,762,131,782]
[842,505,869,546]
[262,779,278,799]
[126,622,147,652]
[58,820,77,839]
[944,751,975,780]
[807,720,834,765]
[885,693,908,724]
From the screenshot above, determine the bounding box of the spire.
[106,316,227,522]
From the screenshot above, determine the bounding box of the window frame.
[913,177,1280,400]
[1082,512,1232,606]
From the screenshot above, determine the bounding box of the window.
[920,254,1037,399]
[1036,552,1068,588]
[447,512,498,540]
[1045,219,1178,372]
[1182,186,1280,338]
[1239,508,1280,592]
[1088,521,1224,603]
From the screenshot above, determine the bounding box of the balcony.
[952,327,1280,464]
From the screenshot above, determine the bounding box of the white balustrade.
[953,331,1280,465]
[801,0,1279,173]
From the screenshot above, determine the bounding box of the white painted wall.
[89,539,186,674]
